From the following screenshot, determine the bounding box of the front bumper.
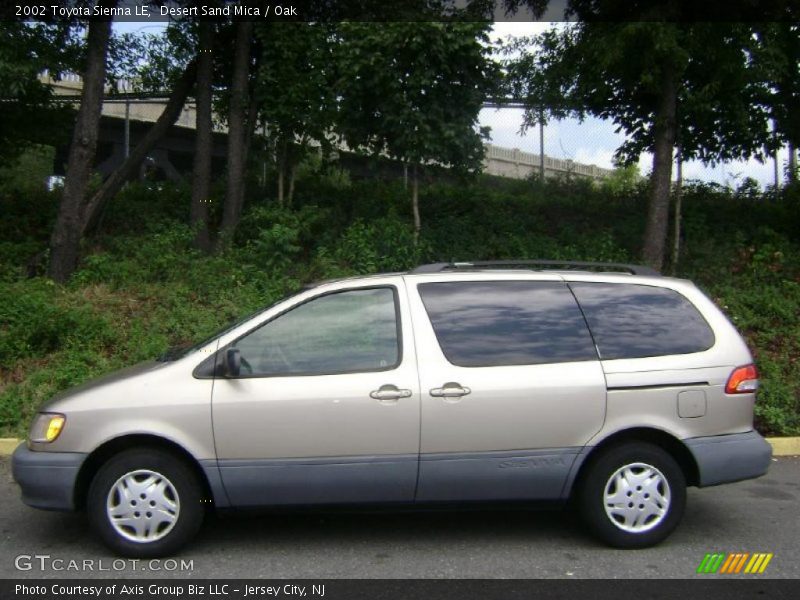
[685,430,772,487]
[11,443,87,511]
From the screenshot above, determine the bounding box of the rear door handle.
[430,382,471,398]
[370,384,412,401]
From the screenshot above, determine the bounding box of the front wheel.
[87,449,204,557]
[577,442,686,548]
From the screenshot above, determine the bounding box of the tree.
[219,21,254,244]
[189,21,214,251]
[49,7,117,283]
[751,22,800,184]
[506,21,773,271]
[253,22,338,206]
[0,22,82,164]
[336,21,495,243]
[91,17,217,238]
[82,59,198,234]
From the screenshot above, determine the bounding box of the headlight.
[29,413,66,443]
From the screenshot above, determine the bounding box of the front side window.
[233,287,400,377]
[418,281,597,367]
[570,282,715,360]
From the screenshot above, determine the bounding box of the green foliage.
[0,22,81,162]
[336,21,496,173]
[0,279,113,363]
[253,23,339,192]
[505,22,774,165]
[750,23,800,153]
[316,218,424,276]
[601,163,643,196]
[0,178,798,437]
[238,206,305,272]
[0,145,55,192]
[294,153,352,191]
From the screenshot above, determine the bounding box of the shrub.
[0,176,798,437]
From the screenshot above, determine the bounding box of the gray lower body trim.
[559,446,592,499]
[215,454,419,507]
[416,448,580,502]
[199,459,232,509]
[685,430,772,487]
[212,449,581,508]
[11,443,87,511]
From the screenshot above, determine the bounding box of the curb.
[1,436,799,457]
[766,437,800,457]
[0,439,20,456]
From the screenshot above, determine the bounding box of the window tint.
[570,282,715,360]
[418,281,597,367]
[234,287,400,376]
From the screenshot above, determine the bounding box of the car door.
[211,278,420,506]
[406,274,607,502]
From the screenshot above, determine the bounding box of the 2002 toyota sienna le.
[12,260,772,556]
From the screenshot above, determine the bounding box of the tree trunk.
[788,142,797,184]
[48,12,115,283]
[287,161,297,206]
[84,60,198,235]
[642,65,678,272]
[277,137,286,206]
[190,22,214,252]
[243,92,258,165]
[671,154,683,275]
[219,21,253,244]
[411,163,421,245]
[539,107,545,181]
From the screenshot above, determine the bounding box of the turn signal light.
[46,415,65,441]
[725,364,759,394]
[29,413,66,443]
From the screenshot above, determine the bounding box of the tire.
[577,442,686,548]
[87,448,204,557]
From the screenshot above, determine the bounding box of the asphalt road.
[0,456,798,579]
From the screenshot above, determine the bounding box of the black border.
[2,578,799,599]
[3,0,799,23]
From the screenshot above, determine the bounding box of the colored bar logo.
[697,552,773,574]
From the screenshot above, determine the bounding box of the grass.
[0,168,798,437]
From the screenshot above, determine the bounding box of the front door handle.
[370,384,412,401]
[430,382,471,398]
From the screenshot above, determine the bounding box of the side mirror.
[225,347,241,377]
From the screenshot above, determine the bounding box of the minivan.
[12,260,772,556]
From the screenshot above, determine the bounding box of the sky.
[112,20,787,189]
[487,23,785,188]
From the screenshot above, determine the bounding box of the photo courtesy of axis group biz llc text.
[15,583,324,597]
[0,0,799,599]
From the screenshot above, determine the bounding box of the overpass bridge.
[43,73,613,183]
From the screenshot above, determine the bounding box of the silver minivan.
[12,261,772,556]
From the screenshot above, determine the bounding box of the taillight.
[725,364,759,394]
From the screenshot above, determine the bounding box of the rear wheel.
[578,442,686,548]
[87,449,204,557]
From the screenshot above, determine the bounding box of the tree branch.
[81,59,198,234]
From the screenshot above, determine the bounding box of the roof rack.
[409,260,660,277]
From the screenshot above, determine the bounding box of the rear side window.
[570,282,715,360]
[418,281,597,367]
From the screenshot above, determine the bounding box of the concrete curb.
[1,436,799,457]
[766,437,800,457]
[0,439,20,456]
